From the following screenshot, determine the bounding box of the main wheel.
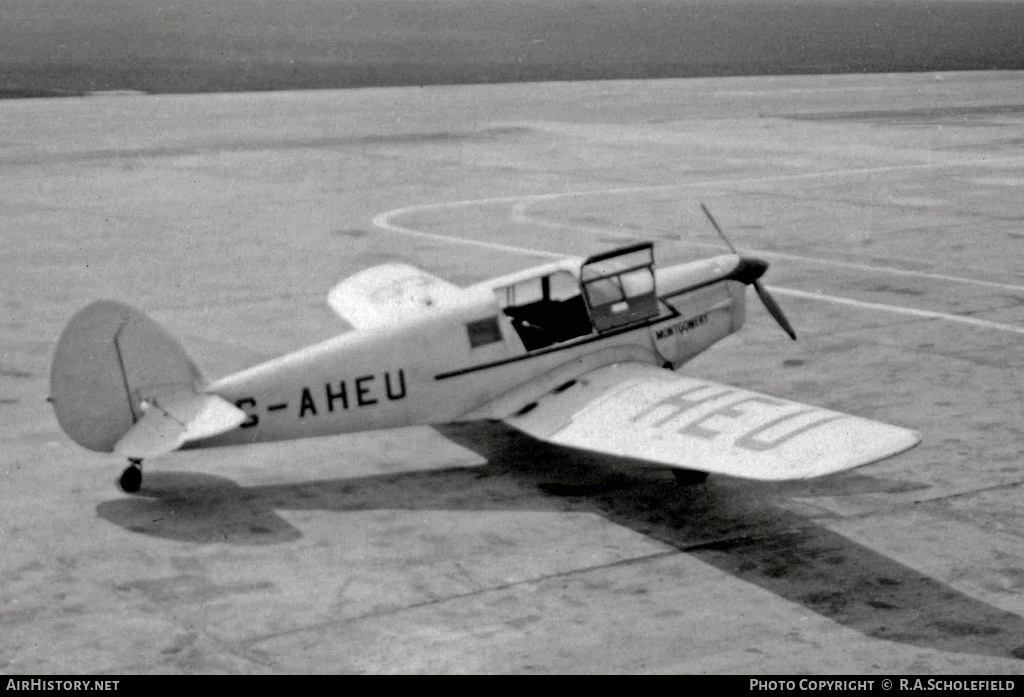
[119,460,143,493]
[672,468,709,486]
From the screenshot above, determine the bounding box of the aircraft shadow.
[96,422,1024,663]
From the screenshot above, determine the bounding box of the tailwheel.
[119,458,143,493]
[672,468,709,486]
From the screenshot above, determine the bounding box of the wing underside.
[502,363,920,481]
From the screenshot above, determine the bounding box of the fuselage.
[196,252,749,448]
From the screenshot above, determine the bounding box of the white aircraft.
[50,207,919,493]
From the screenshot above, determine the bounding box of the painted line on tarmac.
[744,248,1024,294]
[372,163,945,260]
[766,287,1024,336]
[372,207,564,260]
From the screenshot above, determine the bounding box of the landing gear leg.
[119,458,143,493]
[672,468,709,486]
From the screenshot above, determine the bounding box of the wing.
[501,363,920,481]
[327,263,462,330]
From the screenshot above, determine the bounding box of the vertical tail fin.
[50,301,243,456]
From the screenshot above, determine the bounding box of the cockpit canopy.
[494,242,660,351]
[579,243,658,332]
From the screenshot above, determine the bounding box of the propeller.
[700,203,797,341]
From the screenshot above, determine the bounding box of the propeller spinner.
[700,203,797,341]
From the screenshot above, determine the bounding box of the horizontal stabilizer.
[114,391,247,459]
[504,363,920,481]
[327,263,462,330]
